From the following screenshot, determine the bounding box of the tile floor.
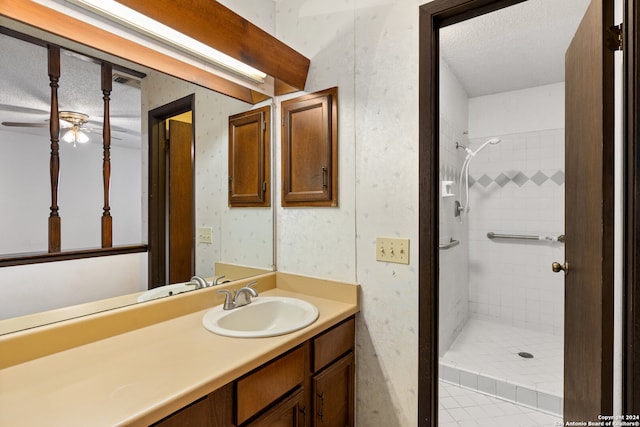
[441,318,563,396]
[439,381,562,427]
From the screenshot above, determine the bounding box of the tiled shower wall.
[466,83,565,336]
[439,60,470,354]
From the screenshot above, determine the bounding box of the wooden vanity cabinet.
[150,317,355,427]
[151,383,234,427]
[245,387,306,426]
[237,346,306,424]
[310,318,355,427]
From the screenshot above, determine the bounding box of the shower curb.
[439,362,562,416]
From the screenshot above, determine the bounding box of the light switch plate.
[198,227,213,244]
[376,237,410,264]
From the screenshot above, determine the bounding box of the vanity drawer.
[236,345,305,424]
[312,317,355,372]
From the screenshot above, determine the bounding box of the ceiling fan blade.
[0,104,49,115]
[1,121,48,128]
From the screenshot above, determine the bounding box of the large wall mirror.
[0,16,275,335]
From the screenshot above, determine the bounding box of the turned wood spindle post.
[48,45,61,253]
[101,63,113,248]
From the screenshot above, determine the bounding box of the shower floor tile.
[439,381,562,427]
[441,318,563,396]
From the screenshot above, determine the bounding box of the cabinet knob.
[317,410,324,421]
[317,391,325,401]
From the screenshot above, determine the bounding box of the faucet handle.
[233,281,258,307]
[217,289,234,310]
[190,275,208,289]
[214,275,226,285]
[243,281,258,294]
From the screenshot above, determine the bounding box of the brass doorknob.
[552,262,569,273]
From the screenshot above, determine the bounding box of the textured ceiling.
[0,29,143,148]
[440,0,591,97]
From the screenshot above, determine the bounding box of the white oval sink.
[137,282,197,302]
[202,296,319,338]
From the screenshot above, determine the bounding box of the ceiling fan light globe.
[77,131,89,143]
[62,129,76,143]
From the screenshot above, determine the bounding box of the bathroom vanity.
[154,317,355,426]
[0,273,359,426]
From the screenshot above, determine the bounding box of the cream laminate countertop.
[0,279,359,427]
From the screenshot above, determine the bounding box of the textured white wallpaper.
[275,1,425,424]
[275,1,357,281]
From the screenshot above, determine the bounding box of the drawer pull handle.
[317,410,324,421]
[317,391,325,401]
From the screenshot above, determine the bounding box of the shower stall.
[438,67,566,417]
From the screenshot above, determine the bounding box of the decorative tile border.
[439,168,565,189]
[470,170,565,188]
[439,362,563,416]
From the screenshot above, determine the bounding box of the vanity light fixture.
[70,0,268,83]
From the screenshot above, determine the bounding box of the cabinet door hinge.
[228,176,232,194]
[608,23,623,51]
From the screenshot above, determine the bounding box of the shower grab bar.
[439,238,460,250]
[487,232,565,243]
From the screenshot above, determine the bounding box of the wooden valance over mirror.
[0,0,310,102]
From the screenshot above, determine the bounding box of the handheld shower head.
[471,137,501,156]
[457,136,501,223]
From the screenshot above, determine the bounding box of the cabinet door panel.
[313,318,355,372]
[152,396,212,427]
[312,352,354,427]
[237,346,305,424]
[247,387,306,427]
[281,87,338,207]
[228,106,271,207]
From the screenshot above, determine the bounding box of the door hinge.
[608,23,623,51]
[228,176,232,194]
[262,120,266,131]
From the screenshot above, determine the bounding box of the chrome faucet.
[213,275,227,286]
[217,281,258,310]
[190,275,208,289]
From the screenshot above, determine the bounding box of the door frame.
[624,0,640,414]
[417,0,639,424]
[148,94,196,288]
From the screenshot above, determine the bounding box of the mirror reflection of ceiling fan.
[2,110,127,147]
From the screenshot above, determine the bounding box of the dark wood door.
[168,119,194,283]
[563,0,615,420]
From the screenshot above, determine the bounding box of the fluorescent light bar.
[72,0,267,83]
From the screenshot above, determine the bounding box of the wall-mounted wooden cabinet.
[281,87,338,207]
[228,106,271,207]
